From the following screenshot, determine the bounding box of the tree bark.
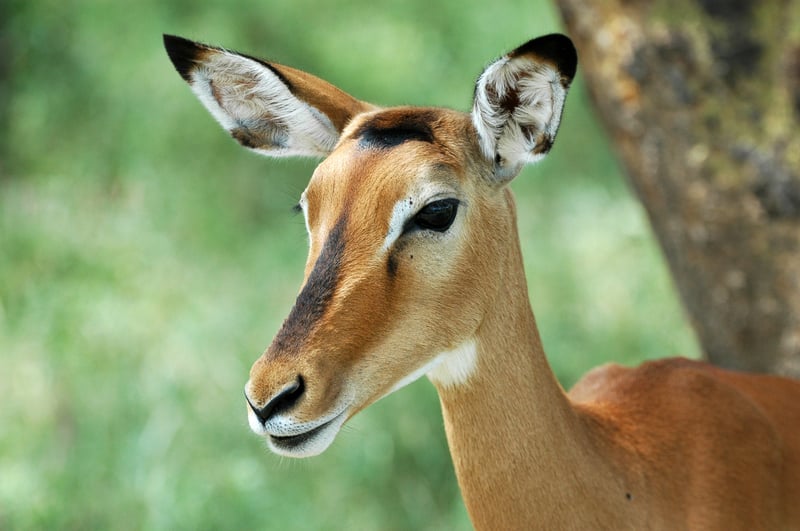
[555,0,800,377]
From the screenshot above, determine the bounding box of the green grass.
[0,1,698,529]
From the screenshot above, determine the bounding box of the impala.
[164,33,800,529]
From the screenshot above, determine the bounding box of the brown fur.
[256,107,800,528]
[165,34,800,530]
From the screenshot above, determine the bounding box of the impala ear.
[164,34,373,158]
[471,34,577,183]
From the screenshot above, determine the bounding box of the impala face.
[164,33,576,457]
[246,112,502,456]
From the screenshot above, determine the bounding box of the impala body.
[165,33,800,529]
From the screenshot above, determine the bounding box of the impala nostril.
[247,375,306,425]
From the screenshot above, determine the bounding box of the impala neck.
[431,194,627,529]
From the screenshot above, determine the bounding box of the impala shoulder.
[569,357,746,407]
[572,358,786,463]
[568,362,630,403]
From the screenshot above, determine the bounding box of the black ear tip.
[512,33,578,83]
[163,34,205,81]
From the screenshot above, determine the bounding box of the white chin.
[267,428,337,458]
[253,411,348,458]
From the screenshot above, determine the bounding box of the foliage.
[0,1,698,529]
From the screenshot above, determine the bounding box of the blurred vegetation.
[0,1,699,529]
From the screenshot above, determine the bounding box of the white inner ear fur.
[188,51,339,157]
[472,55,566,174]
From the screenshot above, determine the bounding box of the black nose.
[246,375,305,425]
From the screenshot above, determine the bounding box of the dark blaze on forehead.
[353,109,438,149]
[270,215,347,355]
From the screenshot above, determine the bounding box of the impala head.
[164,33,576,457]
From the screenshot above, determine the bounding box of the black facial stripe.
[271,216,347,354]
[387,252,398,278]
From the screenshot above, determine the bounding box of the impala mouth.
[270,417,333,448]
[264,409,348,458]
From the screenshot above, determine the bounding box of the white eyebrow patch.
[381,197,416,252]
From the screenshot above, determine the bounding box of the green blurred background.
[0,0,700,529]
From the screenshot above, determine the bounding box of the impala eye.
[413,199,459,232]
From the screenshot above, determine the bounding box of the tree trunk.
[554,0,800,377]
